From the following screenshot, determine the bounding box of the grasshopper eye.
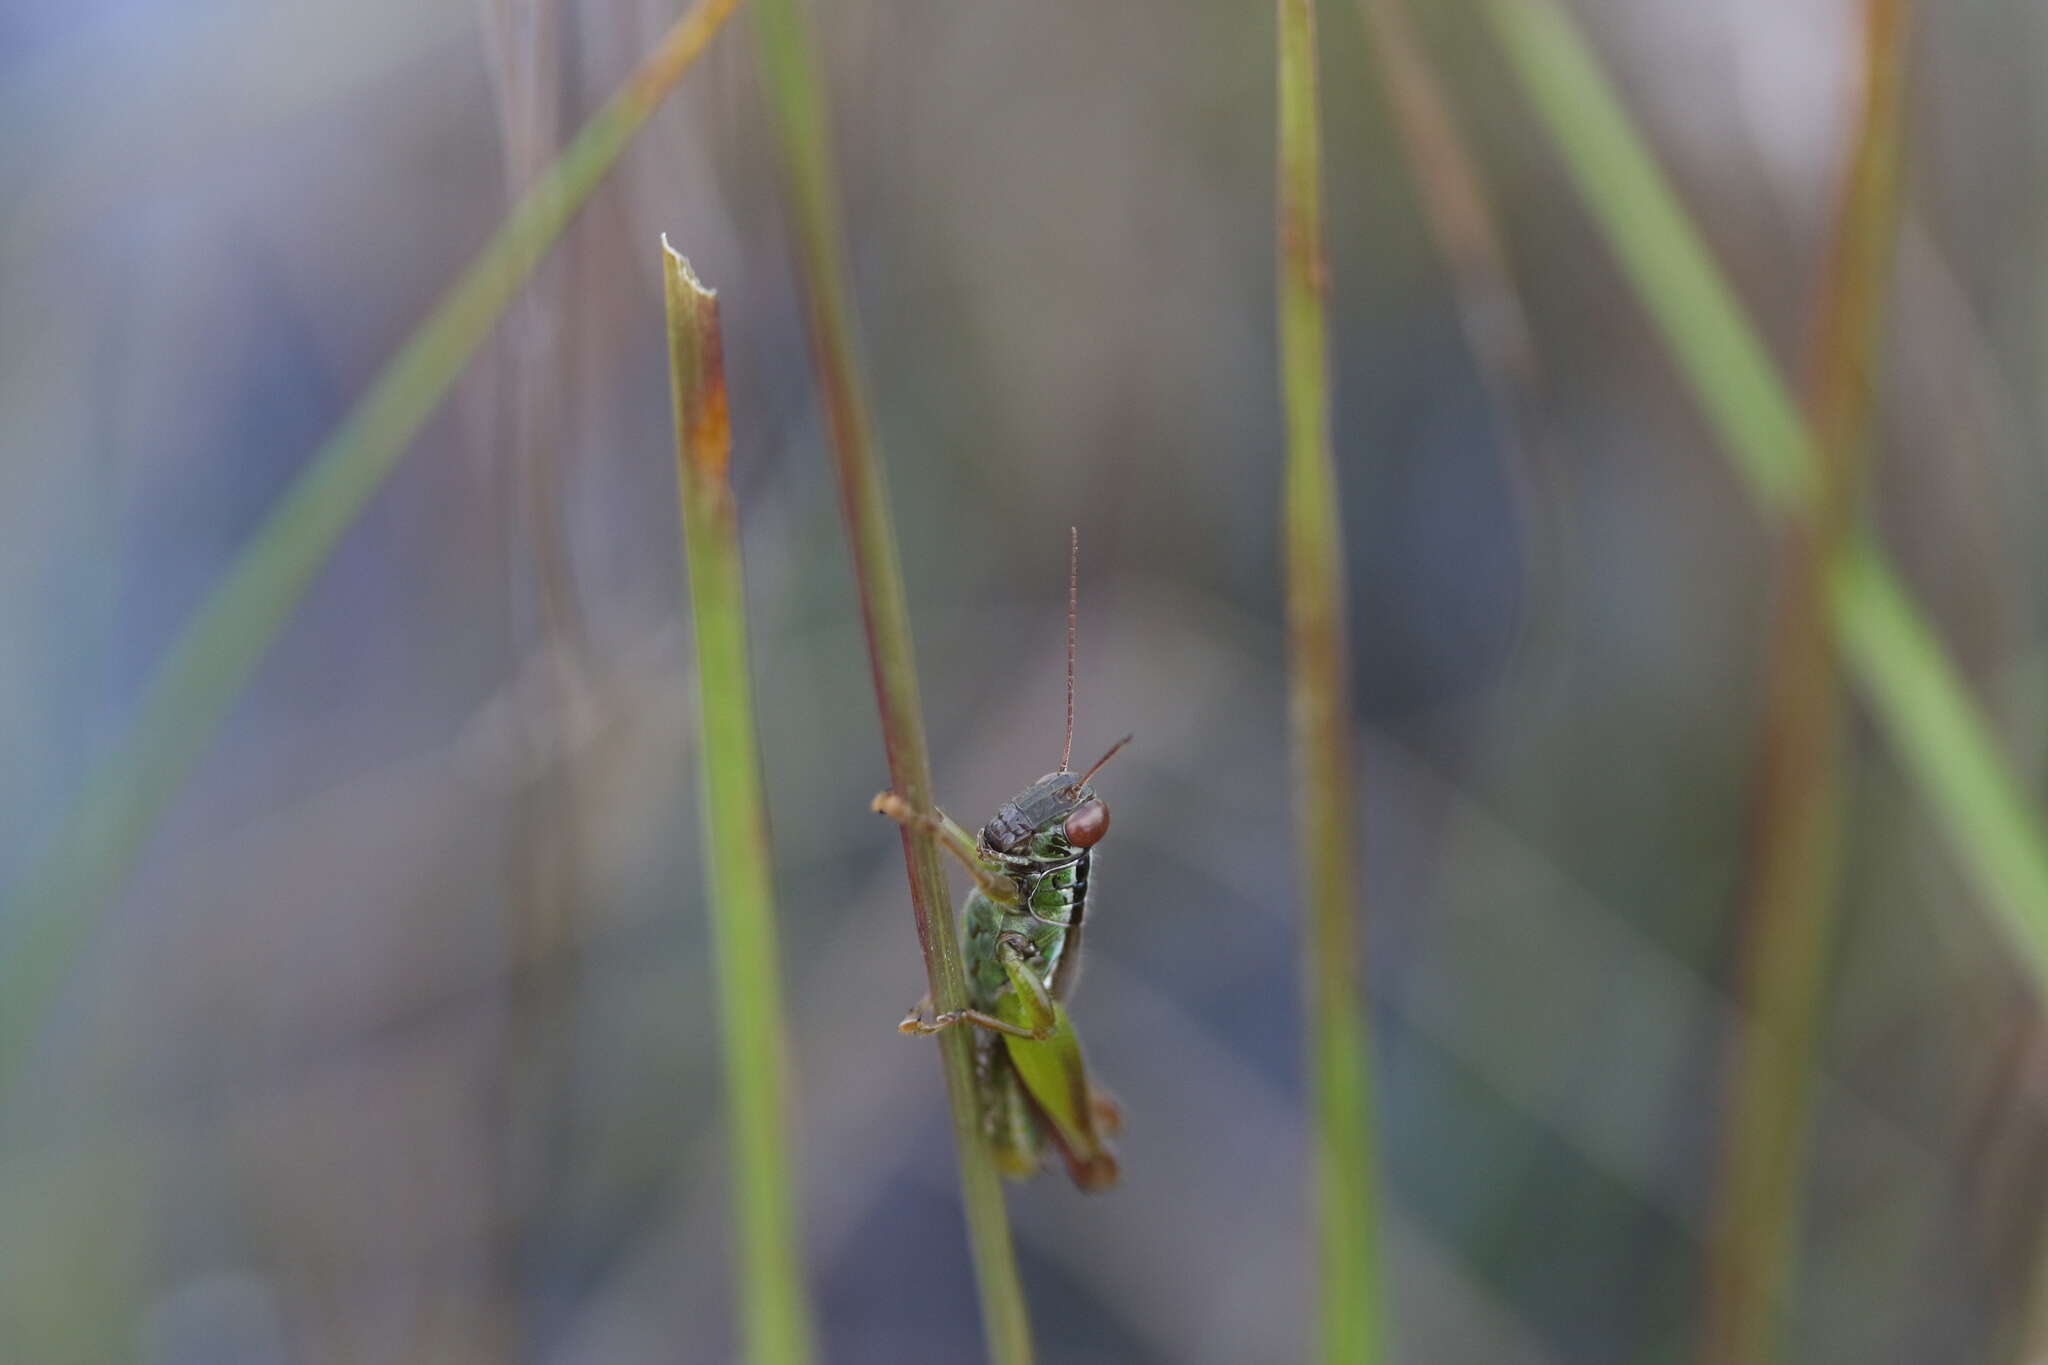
[1064,799,1109,848]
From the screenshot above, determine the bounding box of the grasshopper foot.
[899,1011,967,1035]
[898,995,960,1034]
[871,790,918,825]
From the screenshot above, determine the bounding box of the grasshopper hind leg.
[896,931,1060,1042]
[979,1038,1045,1179]
[896,995,1052,1041]
[1090,1083,1124,1138]
[897,999,1046,1179]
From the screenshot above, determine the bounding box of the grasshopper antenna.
[1075,733,1132,789]
[1063,526,1078,773]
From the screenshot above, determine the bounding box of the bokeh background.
[4,0,2046,1361]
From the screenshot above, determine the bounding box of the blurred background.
[3,0,2046,1361]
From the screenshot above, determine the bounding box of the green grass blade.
[1479,0,2048,993]
[0,0,743,1085]
[1278,0,1386,1360]
[1831,538,2048,971]
[745,0,1037,1359]
[1480,0,1816,515]
[663,241,819,1365]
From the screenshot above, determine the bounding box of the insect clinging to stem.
[872,528,1130,1190]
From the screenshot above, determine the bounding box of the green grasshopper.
[873,534,1128,1190]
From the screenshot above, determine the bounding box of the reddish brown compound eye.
[1064,799,1110,848]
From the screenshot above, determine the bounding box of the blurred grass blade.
[663,240,818,1365]
[1702,4,1910,1360]
[1831,536,2048,970]
[1353,0,1536,396]
[1479,0,2048,993]
[1347,0,1563,673]
[746,0,1037,1359]
[1479,0,1815,516]
[1278,0,1386,1360]
[0,0,742,1083]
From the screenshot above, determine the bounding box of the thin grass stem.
[664,241,819,1365]
[745,0,1036,1359]
[1278,0,1386,1359]
[1701,4,1910,1360]
[1347,0,1565,680]
[1353,0,1536,398]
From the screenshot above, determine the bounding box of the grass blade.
[745,0,1036,1359]
[1347,0,1564,675]
[1830,537,2048,969]
[1278,0,1386,1359]
[1478,0,1815,515]
[1479,0,2048,994]
[1701,4,1910,1360]
[1353,0,1536,400]
[0,0,743,1085]
[663,241,819,1365]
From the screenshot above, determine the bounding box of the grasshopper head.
[980,736,1130,855]
[983,773,1106,854]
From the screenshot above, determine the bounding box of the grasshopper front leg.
[871,791,1019,904]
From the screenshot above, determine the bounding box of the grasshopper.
[873,532,1128,1190]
